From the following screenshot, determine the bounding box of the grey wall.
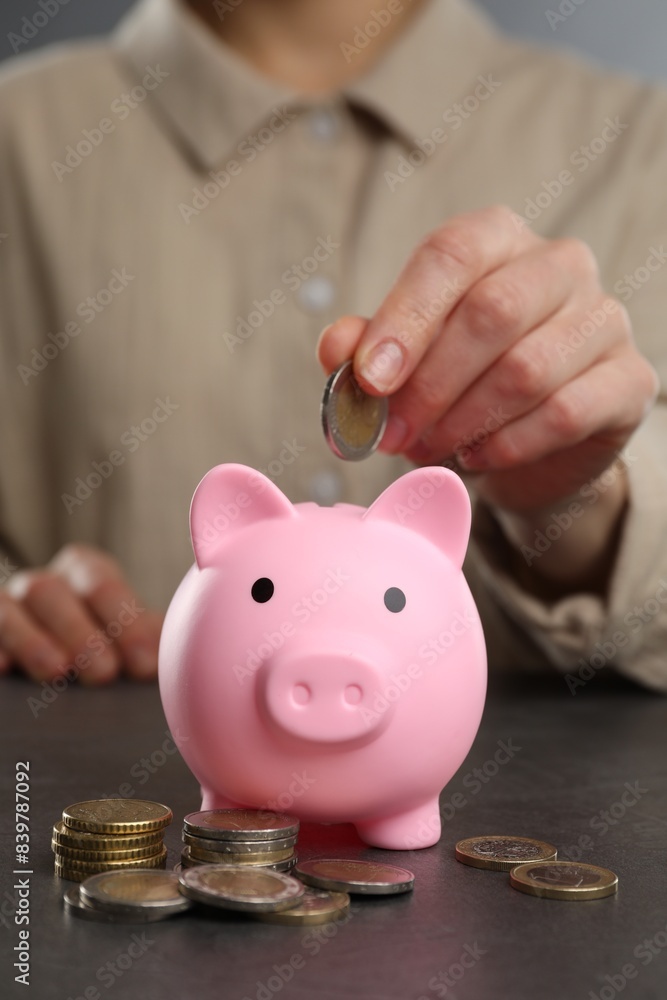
[0,0,666,81]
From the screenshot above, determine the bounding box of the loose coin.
[52,839,165,862]
[295,859,414,895]
[63,886,135,923]
[455,835,558,872]
[510,861,618,900]
[256,887,350,926]
[63,800,173,834]
[80,869,192,917]
[182,832,296,854]
[178,865,305,912]
[321,360,388,461]
[53,820,163,851]
[187,843,294,865]
[183,809,298,842]
[63,884,188,923]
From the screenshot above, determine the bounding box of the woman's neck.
[186,0,426,93]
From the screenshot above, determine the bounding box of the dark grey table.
[1,671,666,1000]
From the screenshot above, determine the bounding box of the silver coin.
[183,831,296,854]
[321,360,388,461]
[179,864,305,912]
[79,869,192,917]
[183,809,299,841]
[295,859,414,895]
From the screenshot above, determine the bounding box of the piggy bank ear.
[363,467,471,569]
[190,464,296,569]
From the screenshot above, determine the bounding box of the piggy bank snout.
[262,650,391,744]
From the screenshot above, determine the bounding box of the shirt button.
[297,275,336,312]
[308,108,339,142]
[309,470,343,505]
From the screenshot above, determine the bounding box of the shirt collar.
[113,0,499,170]
[345,0,500,144]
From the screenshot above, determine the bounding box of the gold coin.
[256,888,350,926]
[53,820,163,851]
[52,839,166,862]
[55,845,167,875]
[63,800,173,834]
[187,843,294,865]
[55,850,168,883]
[510,861,618,900]
[455,835,558,871]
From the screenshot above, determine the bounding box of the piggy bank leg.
[200,787,246,811]
[355,798,441,850]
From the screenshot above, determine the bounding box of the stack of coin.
[179,809,299,873]
[53,799,172,882]
[455,834,618,901]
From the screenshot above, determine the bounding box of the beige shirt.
[1,0,666,688]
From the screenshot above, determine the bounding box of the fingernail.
[380,415,409,453]
[127,644,158,679]
[358,340,405,393]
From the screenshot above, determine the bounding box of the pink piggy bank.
[159,463,486,849]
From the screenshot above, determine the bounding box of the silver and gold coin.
[182,831,296,855]
[295,859,414,895]
[187,842,294,865]
[321,360,388,461]
[183,809,298,842]
[510,861,618,900]
[62,800,173,835]
[180,845,296,873]
[53,820,163,852]
[178,864,305,912]
[256,887,350,926]
[79,869,192,918]
[455,835,558,872]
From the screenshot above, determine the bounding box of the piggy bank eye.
[384,587,406,613]
[251,578,274,603]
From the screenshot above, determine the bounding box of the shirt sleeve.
[469,403,667,693]
[466,70,667,693]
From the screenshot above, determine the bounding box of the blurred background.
[0,0,666,81]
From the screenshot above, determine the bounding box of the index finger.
[353,205,534,395]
